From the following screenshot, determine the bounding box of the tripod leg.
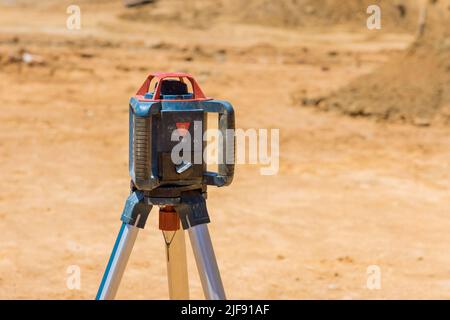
[96,222,139,300]
[96,191,151,300]
[176,191,226,300]
[164,229,190,299]
[188,224,226,300]
[160,206,189,299]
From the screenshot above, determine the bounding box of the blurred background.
[0,0,449,299]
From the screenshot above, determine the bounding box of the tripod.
[96,188,226,300]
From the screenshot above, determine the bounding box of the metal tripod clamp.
[120,191,152,228]
[175,191,211,229]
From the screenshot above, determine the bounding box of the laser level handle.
[203,100,235,187]
[136,72,208,100]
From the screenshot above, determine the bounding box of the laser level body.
[129,72,235,192]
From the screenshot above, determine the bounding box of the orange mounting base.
[159,206,181,231]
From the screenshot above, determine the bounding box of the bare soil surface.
[318,0,450,126]
[0,0,450,299]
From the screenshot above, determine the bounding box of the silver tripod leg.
[188,224,226,300]
[163,229,190,299]
[96,222,139,300]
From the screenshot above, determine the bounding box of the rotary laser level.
[96,72,235,300]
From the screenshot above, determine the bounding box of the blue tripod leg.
[96,222,139,300]
[96,191,151,300]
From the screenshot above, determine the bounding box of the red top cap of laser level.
[135,72,211,102]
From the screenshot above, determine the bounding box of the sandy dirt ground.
[1,1,450,299]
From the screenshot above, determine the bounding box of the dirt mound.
[119,0,419,31]
[308,0,450,126]
[232,0,419,31]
